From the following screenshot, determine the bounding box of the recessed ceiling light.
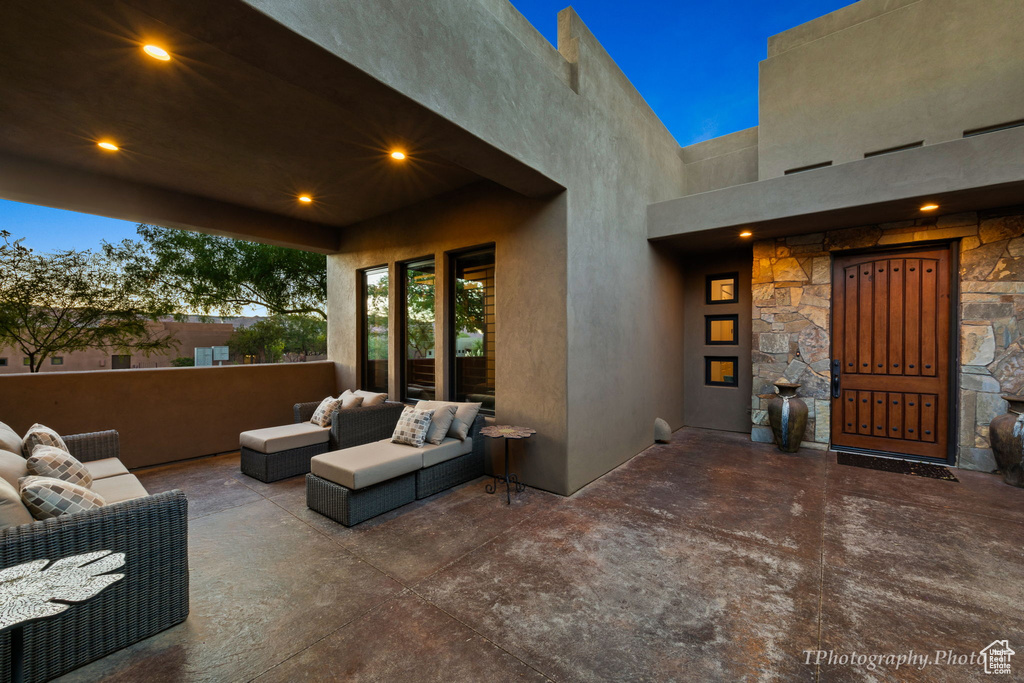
[739,231,753,238]
[297,195,313,203]
[143,44,171,61]
[390,151,406,160]
[97,141,119,151]
[920,203,939,212]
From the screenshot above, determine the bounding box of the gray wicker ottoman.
[239,423,332,483]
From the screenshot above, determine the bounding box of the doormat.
[836,452,959,482]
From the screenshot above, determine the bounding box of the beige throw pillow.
[27,445,92,488]
[310,397,344,428]
[20,476,105,520]
[22,424,69,458]
[413,402,483,441]
[391,407,435,448]
[0,477,33,528]
[354,390,387,407]
[339,394,363,410]
[415,402,459,445]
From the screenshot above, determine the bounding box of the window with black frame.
[360,266,389,393]
[402,258,436,402]
[451,248,495,414]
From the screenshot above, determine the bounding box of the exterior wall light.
[143,45,171,61]
[739,231,753,238]
[390,151,406,160]
[920,203,939,212]
[97,141,119,151]
[297,195,313,203]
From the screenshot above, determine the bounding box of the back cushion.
[0,422,23,455]
[0,477,33,528]
[0,449,29,488]
[353,390,387,407]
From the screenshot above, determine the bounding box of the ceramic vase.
[990,395,1024,488]
[767,381,808,453]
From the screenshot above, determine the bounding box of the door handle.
[831,359,841,399]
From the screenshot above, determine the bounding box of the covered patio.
[57,428,1024,682]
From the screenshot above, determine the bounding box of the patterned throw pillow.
[310,397,343,428]
[19,476,105,520]
[21,424,69,458]
[27,445,92,487]
[391,407,435,448]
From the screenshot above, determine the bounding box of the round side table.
[480,425,535,504]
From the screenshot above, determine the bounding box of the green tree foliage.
[170,357,195,367]
[281,315,327,361]
[105,224,327,320]
[0,231,177,372]
[227,318,285,364]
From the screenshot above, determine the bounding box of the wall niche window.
[706,272,739,304]
[705,314,738,345]
[705,357,738,387]
[360,266,389,393]
[401,258,436,402]
[450,247,495,414]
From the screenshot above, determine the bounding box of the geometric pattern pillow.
[310,397,343,428]
[21,423,69,458]
[27,445,92,488]
[19,475,105,520]
[391,406,435,448]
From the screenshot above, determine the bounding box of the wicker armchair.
[0,430,189,683]
[292,400,405,450]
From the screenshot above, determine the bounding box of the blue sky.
[2,0,853,252]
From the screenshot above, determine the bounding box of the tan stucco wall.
[758,0,1024,179]
[253,1,689,494]
[680,128,759,196]
[0,362,337,468]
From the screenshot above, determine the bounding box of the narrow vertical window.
[402,258,436,401]
[361,266,389,393]
[451,248,495,413]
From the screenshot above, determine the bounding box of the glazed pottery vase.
[767,381,808,453]
[990,395,1024,488]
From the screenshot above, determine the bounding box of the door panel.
[831,247,952,460]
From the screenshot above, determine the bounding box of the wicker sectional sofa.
[306,414,486,526]
[0,429,189,683]
[239,401,405,483]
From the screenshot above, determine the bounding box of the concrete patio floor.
[57,428,1024,682]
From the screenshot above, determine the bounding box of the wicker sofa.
[0,430,189,683]
[306,414,486,526]
[240,401,406,483]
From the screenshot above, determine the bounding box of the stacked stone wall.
[750,206,1024,470]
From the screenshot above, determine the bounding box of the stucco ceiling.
[0,0,558,246]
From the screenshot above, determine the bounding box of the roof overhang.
[0,0,561,252]
[649,126,1024,252]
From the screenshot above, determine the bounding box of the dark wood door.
[831,247,952,460]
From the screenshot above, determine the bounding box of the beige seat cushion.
[240,423,331,453]
[311,440,421,490]
[84,457,130,481]
[0,449,28,488]
[0,422,24,455]
[89,474,149,504]
[0,477,34,528]
[421,437,474,468]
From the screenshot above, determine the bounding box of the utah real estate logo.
[981,640,1014,675]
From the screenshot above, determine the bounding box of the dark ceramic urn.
[990,395,1024,488]
[767,381,808,453]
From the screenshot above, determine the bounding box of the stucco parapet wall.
[680,127,758,164]
[767,0,920,57]
[648,126,1024,242]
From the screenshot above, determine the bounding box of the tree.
[0,232,178,372]
[104,224,327,320]
[281,315,327,361]
[227,318,285,364]
[170,357,195,367]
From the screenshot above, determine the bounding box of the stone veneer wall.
[750,206,1024,470]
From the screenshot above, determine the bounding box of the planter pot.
[990,395,1024,488]
[767,381,808,453]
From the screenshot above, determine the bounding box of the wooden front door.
[830,246,953,460]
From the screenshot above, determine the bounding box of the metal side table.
[481,425,535,504]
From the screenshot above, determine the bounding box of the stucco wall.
[759,0,1024,179]
[680,128,759,196]
[254,1,689,494]
[750,207,1024,470]
[0,361,337,468]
